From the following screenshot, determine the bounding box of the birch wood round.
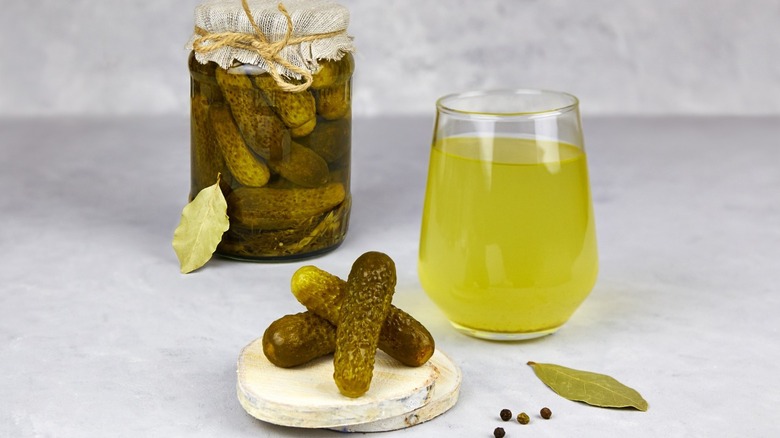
[328,350,461,432]
[237,337,459,430]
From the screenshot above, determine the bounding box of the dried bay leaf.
[527,361,648,411]
[172,175,230,273]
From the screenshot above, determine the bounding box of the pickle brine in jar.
[187,0,355,260]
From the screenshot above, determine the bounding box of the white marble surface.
[2,0,780,116]
[1,116,779,437]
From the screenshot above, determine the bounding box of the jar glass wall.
[188,52,353,261]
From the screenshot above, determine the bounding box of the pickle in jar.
[311,53,355,90]
[254,74,317,130]
[298,117,350,164]
[189,53,223,104]
[226,183,345,230]
[290,117,317,138]
[218,197,349,257]
[209,104,270,188]
[190,93,227,196]
[215,68,291,161]
[268,142,330,188]
[315,81,351,121]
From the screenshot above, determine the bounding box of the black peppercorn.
[499,409,512,421]
[517,412,530,424]
[493,426,506,438]
[540,407,552,419]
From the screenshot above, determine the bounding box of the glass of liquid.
[418,89,598,340]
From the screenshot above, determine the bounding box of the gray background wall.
[1,0,778,117]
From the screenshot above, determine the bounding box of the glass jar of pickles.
[187,0,354,260]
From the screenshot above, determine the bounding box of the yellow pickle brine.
[187,0,355,260]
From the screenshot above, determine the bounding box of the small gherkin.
[291,265,435,367]
[254,74,317,129]
[188,54,224,104]
[209,104,270,188]
[315,81,351,120]
[333,252,397,397]
[190,93,227,196]
[218,197,350,258]
[215,68,291,161]
[268,142,330,188]
[262,312,336,368]
[226,183,346,230]
[298,117,350,163]
[216,68,290,159]
[311,53,355,90]
[290,117,317,138]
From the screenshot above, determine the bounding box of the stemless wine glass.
[418,89,598,340]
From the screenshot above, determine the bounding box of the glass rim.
[436,89,580,119]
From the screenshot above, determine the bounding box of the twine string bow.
[192,0,344,92]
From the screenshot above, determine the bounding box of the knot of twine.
[192,0,345,92]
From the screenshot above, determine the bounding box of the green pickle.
[254,74,317,129]
[311,53,355,89]
[298,118,350,164]
[190,93,227,197]
[312,54,352,121]
[291,265,435,367]
[259,252,437,395]
[262,312,336,368]
[315,82,351,120]
[268,142,330,188]
[188,53,223,104]
[209,104,270,187]
[218,195,350,258]
[189,51,352,260]
[227,183,345,229]
[215,68,291,160]
[290,117,317,138]
[333,252,396,398]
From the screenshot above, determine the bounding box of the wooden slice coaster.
[329,350,462,432]
[236,337,439,429]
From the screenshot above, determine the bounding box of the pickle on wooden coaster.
[333,252,396,398]
[291,266,435,367]
[330,350,461,433]
[262,312,336,368]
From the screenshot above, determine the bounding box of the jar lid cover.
[187,0,354,80]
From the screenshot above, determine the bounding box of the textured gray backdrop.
[1,0,778,116]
